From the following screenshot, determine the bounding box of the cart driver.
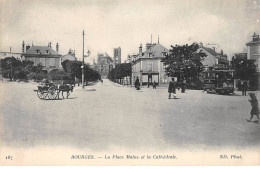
[41,78,50,87]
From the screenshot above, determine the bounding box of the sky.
[0,0,259,64]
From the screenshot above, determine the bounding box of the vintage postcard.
[0,0,259,166]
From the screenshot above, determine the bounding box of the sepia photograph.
[0,0,259,166]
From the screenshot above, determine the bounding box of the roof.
[246,39,260,46]
[140,43,168,58]
[22,46,60,56]
[62,53,76,58]
[146,43,168,53]
[201,47,219,56]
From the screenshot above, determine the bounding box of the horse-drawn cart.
[34,83,59,100]
[34,83,74,100]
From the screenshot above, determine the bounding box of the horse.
[58,84,74,99]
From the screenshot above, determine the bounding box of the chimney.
[26,44,31,51]
[56,43,59,52]
[221,50,223,55]
[139,44,142,55]
[252,32,259,41]
[22,41,25,52]
[10,47,11,53]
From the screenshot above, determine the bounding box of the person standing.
[168,78,176,99]
[153,80,156,89]
[181,79,186,93]
[242,80,248,96]
[135,77,140,90]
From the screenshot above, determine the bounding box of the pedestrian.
[135,77,140,90]
[153,80,156,89]
[181,79,186,93]
[168,78,176,99]
[101,79,103,84]
[247,93,259,123]
[242,80,248,96]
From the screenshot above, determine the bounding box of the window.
[148,62,153,71]
[36,49,40,54]
[40,58,45,66]
[49,58,55,66]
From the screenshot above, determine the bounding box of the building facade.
[21,42,62,72]
[246,32,260,72]
[131,42,169,86]
[198,43,229,69]
[61,49,77,62]
[246,32,260,90]
[96,53,113,79]
[113,47,121,65]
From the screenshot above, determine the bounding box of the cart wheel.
[47,86,58,100]
[37,90,47,99]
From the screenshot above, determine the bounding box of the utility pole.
[82,30,85,89]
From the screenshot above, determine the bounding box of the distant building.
[113,47,121,65]
[96,53,113,79]
[61,49,77,62]
[198,43,229,69]
[232,53,247,61]
[0,51,22,60]
[131,38,169,86]
[246,32,260,72]
[21,42,62,72]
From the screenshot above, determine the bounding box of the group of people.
[134,77,186,99]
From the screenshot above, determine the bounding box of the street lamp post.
[81,30,91,89]
[82,30,85,89]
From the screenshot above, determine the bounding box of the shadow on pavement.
[85,89,96,91]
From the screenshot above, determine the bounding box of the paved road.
[0,80,259,151]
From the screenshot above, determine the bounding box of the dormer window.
[36,49,40,54]
[46,50,49,54]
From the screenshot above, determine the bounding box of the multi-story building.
[246,32,260,72]
[113,47,121,65]
[21,42,62,72]
[246,32,260,90]
[131,41,169,86]
[96,53,113,79]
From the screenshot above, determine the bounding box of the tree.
[61,60,70,72]
[0,57,35,80]
[64,60,101,83]
[231,58,257,80]
[1,57,22,80]
[32,63,43,74]
[66,61,82,79]
[161,43,207,82]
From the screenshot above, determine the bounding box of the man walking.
[168,78,176,99]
